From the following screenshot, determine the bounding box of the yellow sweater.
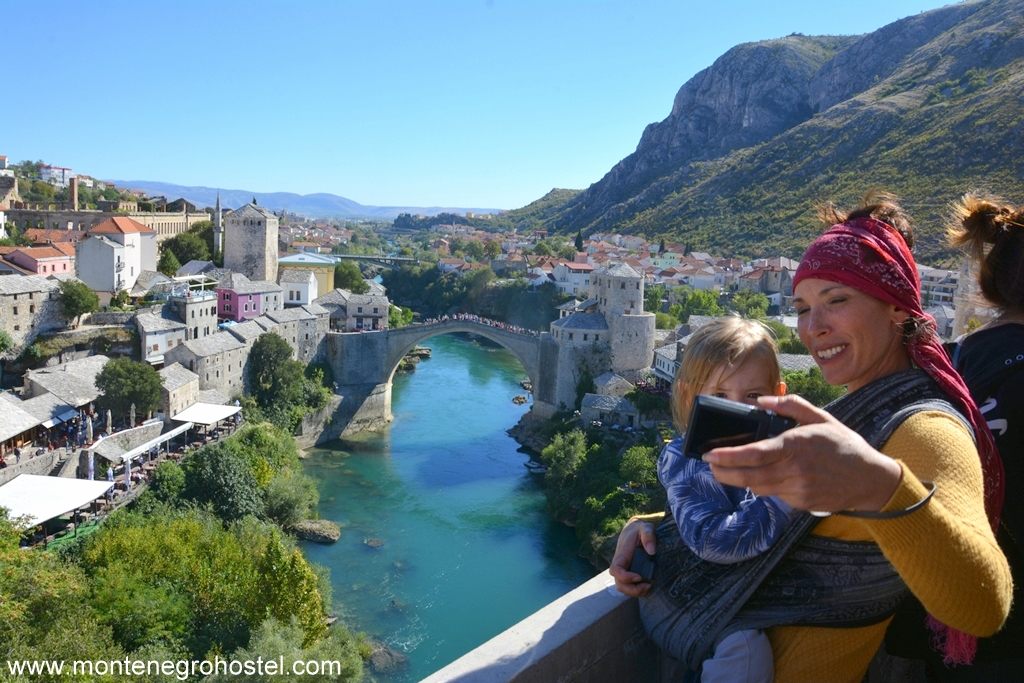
[768,411,1012,683]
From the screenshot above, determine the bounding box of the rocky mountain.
[508,0,1024,265]
[108,180,502,221]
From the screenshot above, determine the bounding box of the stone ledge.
[422,570,658,682]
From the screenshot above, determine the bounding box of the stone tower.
[592,263,655,376]
[223,199,278,281]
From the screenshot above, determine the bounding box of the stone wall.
[0,451,60,486]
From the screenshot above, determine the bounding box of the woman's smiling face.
[794,278,911,392]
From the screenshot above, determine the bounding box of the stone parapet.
[422,570,659,683]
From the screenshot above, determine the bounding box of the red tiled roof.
[13,246,68,260]
[25,228,85,244]
[88,216,155,235]
[51,242,76,257]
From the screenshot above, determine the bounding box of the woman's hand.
[703,395,903,513]
[609,517,658,597]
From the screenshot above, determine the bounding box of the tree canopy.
[157,249,181,276]
[96,357,162,423]
[333,260,369,294]
[162,231,210,265]
[58,279,99,326]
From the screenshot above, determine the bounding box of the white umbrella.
[129,403,136,427]
[85,415,94,444]
[106,409,113,433]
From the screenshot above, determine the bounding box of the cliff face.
[517,0,1024,264]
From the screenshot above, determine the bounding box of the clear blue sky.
[4,0,953,209]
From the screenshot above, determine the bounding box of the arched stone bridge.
[323,319,558,438]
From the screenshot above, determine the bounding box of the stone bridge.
[322,319,560,438]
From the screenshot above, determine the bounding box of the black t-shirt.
[887,323,1024,664]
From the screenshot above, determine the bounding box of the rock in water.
[292,519,341,543]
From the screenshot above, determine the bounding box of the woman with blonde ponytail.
[886,194,1024,680]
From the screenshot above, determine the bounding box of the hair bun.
[954,194,1013,246]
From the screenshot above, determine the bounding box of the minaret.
[213,192,223,257]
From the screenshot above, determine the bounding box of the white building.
[279,268,318,307]
[136,309,188,365]
[552,261,594,298]
[39,165,74,187]
[75,217,157,294]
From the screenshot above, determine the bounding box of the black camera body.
[682,395,797,459]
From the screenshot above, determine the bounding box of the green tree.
[619,445,658,488]
[264,471,320,529]
[483,239,501,261]
[783,367,845,407]
[388,304,414,328]
[731,290,770,318]
[157,247,181,276]
[58,279,99,327]
[249,333,303,408]
[96,358,162,423]
[574,230,584,252]
[187,220,216,257]
[215,616,364,683]
[163,231,210,265]
[183,444,266,521]
[150,461,186,504]
[333,260,369,294]
[532,241,553,257]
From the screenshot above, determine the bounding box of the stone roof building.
[158,363,199,422]
[163,331,246,396]
[23,354,110,408]
[0,274,64,349]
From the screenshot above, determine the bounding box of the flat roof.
[171,402,240,426]
[0,474,113,527]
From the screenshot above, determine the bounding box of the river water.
[300,334,596,681]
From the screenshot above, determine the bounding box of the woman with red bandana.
[884,194,1024,680]
[611,193,1011,683]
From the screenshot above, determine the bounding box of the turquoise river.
[300,334,596,681]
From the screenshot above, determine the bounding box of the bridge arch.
[384,320,541,389]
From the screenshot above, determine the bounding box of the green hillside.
[505,0,1024,266]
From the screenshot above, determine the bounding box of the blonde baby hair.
[671,316,782,431]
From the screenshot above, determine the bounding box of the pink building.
[6,245,75,275]
[216,272,283,322]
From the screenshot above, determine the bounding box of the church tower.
[223,198,279,281]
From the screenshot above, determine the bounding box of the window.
[568,333,574,340]
[29,305,34,313]
[584,334,588,341]
[620,282,625,289]
[357,306,363,313]
[595,334,599,342]
[12,307,17,315]
[13,325,19,331]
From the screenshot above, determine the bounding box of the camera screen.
[683,396,765,459]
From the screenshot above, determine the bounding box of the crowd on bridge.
[417,313,539,336]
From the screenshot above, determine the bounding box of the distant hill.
[107,180,504,221]
[501,0,1024,265]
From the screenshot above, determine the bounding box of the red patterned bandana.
[795,216,1005,665]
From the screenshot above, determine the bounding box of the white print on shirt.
[980,397,1008,436]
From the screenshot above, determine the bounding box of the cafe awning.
[171,402,240,426]
[0,474,112,527]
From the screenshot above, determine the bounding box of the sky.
[4,0,956,210]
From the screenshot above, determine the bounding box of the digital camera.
[682,395,797,459]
